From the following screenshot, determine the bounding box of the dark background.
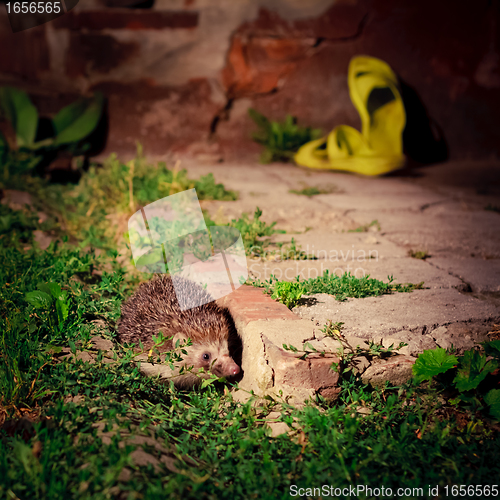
[0,0,499,163]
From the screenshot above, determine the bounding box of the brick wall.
[0,0,498,161]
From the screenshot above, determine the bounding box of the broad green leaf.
[412,348,458,384]
[484,389,500,420]
[55,298,69,324]
[52,97,88,136]
[453,349,497,392]
[25,290,52,309]
[53,92,104,146]
[0,87,38,147]
[0,215,13,232]
[482,340,500,360]
[44,344,63,354]
[37,281,62,299]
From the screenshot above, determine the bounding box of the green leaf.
[55,299,69,324]
[453,349,497,392]
[482,340,500,360]
[37,281,62,299]
[44,344,63,354]
[484,389,500,420]
[0,87,38,147]
[412,348,458,384]
[53,92,104,146]
[200,376,219,388]
[52,98,88,136]
[25,290,53,309]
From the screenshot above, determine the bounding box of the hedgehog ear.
[172,332,187,348]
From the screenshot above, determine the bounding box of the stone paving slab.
[293,289,499,340]
[271,230,408,259]
[427,257,500,293]
[247,255,464,290]
[309,186,449,213]
[353,205,500,259]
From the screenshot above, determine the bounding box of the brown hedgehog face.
[172,333,240,380]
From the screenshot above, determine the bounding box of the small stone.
[361,355,416,389]
[405,336,438,356]
[355,406,372,415]
[344,336,370,350]
[267,421,291,437]
[118,468,132,482]
[90,336,114,351]
[129,449,161,471]
[33,231,53,251]
[381,336,410,356]
[76,351,95,363]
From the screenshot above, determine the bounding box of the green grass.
[273,237,317,261]
[0,203,40,247]
[1,144,237,252]
[248,108,322,164]
[1,183,499,499]
[224,207,285,257]
[348,219,381,233]
[250,271,424,302]
[1,146,292,261]
[289,184,340,198]
[408,249,430,260]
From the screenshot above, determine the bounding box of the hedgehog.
[117,274,241,389]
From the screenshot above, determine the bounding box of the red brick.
[264,340,340,392]
[52,10,199,30]
[309,356,340,391]
[0,18,49,80]
[89,79,219,157]
[222,35,310,98]
[237,6,368,40]
[318,387,341,401]
[67,33,139,78]
[219,285,299,324]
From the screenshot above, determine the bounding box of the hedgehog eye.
[202,353,211,361]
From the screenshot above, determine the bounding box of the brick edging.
[216,285,300,326]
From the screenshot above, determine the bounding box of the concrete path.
[180,158,500,356]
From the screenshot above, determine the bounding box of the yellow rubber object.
[294,55,406,176]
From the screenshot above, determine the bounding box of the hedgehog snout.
[212,354,240,378]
